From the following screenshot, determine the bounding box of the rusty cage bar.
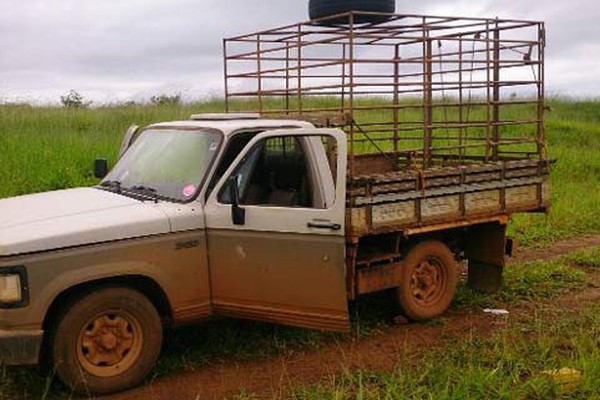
[223,12,548,236]
[224,12,545,168]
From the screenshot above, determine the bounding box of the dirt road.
[106,234,600,400]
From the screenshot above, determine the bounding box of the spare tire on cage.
[309,0,396,25]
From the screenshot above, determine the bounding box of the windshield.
[102,128,222,202]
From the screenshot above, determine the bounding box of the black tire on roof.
[309,0,396,25]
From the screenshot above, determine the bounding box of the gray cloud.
[0,0,598,104]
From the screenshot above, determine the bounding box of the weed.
[564,246,600,269]
[285,304,600,399]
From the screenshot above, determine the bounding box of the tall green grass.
[0,102,224,197]
[511,100,600,245]
[1,98,599,245]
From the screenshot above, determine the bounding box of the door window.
[220,136,317,208]
[206,132,257,198]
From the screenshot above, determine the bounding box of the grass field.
[1,99,600,399]
[1,99,599,245]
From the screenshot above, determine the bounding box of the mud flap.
[0,330,43,365]
[465,223,506,294]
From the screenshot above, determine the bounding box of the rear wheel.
[396,240,459,321]
[52,287,162,394]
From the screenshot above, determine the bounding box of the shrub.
[150,94,182,107]
[60,90,91,109]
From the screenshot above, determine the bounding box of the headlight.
[0,274,22,303]
[0,267,28,308]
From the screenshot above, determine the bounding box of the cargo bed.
[347,156,549,237]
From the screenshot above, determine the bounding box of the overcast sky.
[1,0,598,105]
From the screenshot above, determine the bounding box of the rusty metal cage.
[223,12,546,182]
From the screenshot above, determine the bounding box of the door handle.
[307,221,341,231]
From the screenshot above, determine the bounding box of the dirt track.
[105,234,600,400]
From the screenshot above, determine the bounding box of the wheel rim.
[409,256,448,307]
[76,310,143,378]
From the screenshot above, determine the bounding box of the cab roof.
[147,116,315,137]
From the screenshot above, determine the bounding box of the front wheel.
[396,240,459,321]
[51,287,163,394]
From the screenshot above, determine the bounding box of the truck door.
[204,129,349,331]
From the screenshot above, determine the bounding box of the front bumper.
[0,329,43,365]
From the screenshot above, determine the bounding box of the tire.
[51,287,163,394]
[396,240,459,321]
[309,0,396,25]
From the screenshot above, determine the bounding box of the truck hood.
[0,188,171,256]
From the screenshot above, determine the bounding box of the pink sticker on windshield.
[182,184,196,198]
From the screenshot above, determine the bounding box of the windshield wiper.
[99,180,122,193]
[127,185,160,202]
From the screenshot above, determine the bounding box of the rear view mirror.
[94,159,108,179]
[228,176,246,226]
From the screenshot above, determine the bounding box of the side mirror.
[94,158,108,179]
[228,176,246,226]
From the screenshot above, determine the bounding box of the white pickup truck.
[1,4,553,394]
[0,112,549,394]
[0,115,357,393]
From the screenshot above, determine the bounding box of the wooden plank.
[422,195,461,221]
[372,201,416,228]
[465,190,501,215]
[506,185,538,209]
[348,207,368,235]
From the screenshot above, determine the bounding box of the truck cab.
[0,115,352,393]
